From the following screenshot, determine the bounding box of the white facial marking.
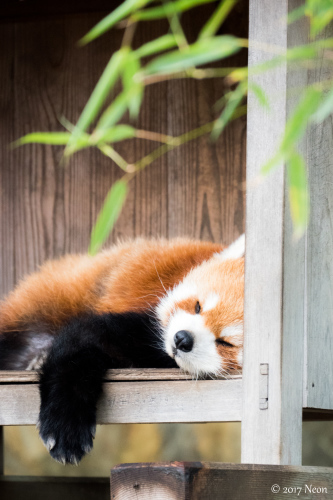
[163,310,221,377]
[215,234,245,261]
[220,323,243,348]
[238,349,243,367]
[156,281,197,325]
[202,293,219,312]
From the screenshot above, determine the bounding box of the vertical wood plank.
[305,21,333,411]
[242,0,307,465]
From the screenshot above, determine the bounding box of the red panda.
[0,235,245,464]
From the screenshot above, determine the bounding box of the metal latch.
[259,363,269,410]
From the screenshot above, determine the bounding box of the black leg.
[38,317,112,465]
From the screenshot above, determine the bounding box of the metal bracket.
[259,363,269,410]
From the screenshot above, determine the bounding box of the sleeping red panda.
[0,235,245,464]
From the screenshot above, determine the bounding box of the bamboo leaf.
[261,87,322,177]
[79,0,152,45]
[211,84,246,139]
[96,91,132,132]
[133,0,215,21]
[199,0,238,39]
[122,53,143,119]
[287,4,306,25]
[67,49,127,151]
[12,132,71,147]
[311,87,333,123]
[134,34,178,59]
[248,82,269,108]
[280,87,322,155]
[145,36,242,75]
[286,150,309,239]
[89,180,128,255]
[95,125,137,143]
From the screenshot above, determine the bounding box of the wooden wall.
[0,3,247,298]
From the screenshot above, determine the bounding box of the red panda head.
[156,235,245,377]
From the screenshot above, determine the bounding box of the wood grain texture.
[242,0,307,465]
[0,5,247,300]
[305,20,333,411]
[111,462,333,500]
[0,476,109,500]
[0,379,243,426]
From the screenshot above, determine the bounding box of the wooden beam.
[0,476,109,500]
[111,462,333,500]
[0,378,243,426]
[242,0,308,465]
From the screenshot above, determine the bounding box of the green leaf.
[199,0,238,39]
[98,125,137,143]
[134,34,178,59]
[122,52,143,119]
[311,87,333,123]
[79,0,152,45]
[211,84,246,140]
[306,0,333,36]
[133,0,215,21]
[287,4,306,25]
[280,87,322,156]
[68,49,127,148]
[145,36,242,75]
[248,82,269,108]
[12,132,71,147]
[261,87,322,177]
[96,91,132,132]
[286,150,309,239]
[89,180,128,255]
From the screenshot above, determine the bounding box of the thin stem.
[98,144,129,171]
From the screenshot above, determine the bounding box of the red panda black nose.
[174,331,194,352]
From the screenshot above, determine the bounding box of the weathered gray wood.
[242,0,308,465]
[0,379,243,426]
[0,476,109,500]
[111,462,333,500]
[304,20,333,411]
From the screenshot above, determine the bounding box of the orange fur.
[0,239,224,334]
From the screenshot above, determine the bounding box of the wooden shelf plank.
[0,369,241,383]
[0,378,243,426]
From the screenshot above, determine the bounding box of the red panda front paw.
[37,407,97,465]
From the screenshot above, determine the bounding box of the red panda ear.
[216,234,245,261]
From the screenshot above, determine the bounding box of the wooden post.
[242,0,308,465]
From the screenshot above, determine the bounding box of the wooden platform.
[0,370,332,426]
